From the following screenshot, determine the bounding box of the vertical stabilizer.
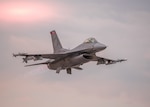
[50,30,63,53]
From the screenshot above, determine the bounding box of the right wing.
[13,48,91,63]
[13,53,66,63]
[13,53,65,59]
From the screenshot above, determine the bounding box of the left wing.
[96,56,127,65]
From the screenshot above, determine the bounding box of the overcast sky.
[0,0,150,107]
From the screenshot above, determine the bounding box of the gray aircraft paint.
[13,30,126,74]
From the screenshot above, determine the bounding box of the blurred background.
[0,0,150,107]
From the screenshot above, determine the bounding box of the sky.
[0,0,150,107]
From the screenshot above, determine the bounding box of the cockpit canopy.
[84,38,98,43]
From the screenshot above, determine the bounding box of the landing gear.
[56,67,61,74]
[66,68,72,74]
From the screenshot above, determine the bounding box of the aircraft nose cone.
[94,43,107,51]
[102,44,107,50]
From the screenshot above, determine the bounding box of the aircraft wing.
[13,49,88,59]
[13,53,63,59]
[96,56,127,65]
[13,53,63,63]
[13,49,90,63]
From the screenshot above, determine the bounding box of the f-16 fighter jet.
[13,30,126,74]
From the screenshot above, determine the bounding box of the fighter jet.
[13,30,126,74]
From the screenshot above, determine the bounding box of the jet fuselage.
[47,42,106,70]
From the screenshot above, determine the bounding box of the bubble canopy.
[84,38,98,43]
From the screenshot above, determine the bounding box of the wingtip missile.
[13,53,17,57]
[13,53,28,57]
[118,59,127,62]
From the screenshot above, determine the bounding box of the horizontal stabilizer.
[25,60,50,67]
[72,66,83,70]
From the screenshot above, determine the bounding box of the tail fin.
[50,30,63,53]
